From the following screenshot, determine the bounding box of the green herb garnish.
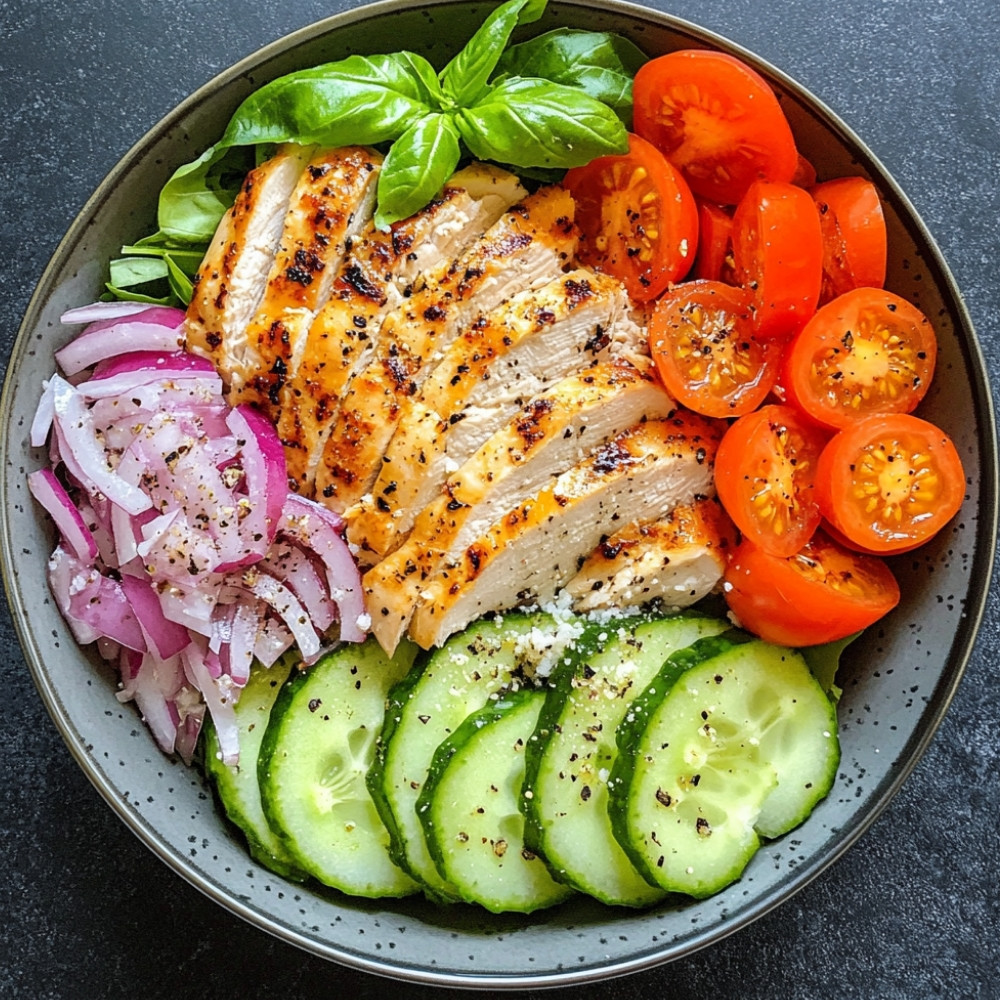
[108,0,645,306]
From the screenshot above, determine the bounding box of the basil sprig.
[110,0,645,304]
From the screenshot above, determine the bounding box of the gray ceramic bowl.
[1,0,996,989]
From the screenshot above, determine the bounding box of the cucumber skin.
[257,639,420,898]
[203,657,307,881]
[609,631,840,898]
[607,630,754,895]
[522,611,728,907]
[416,689,575,914]
[366,611,575,901]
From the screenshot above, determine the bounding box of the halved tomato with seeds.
[648,280,780,417]
[714,404,830,557]
[814,413,965,553]
[563,132,698,302]
[723,531,901,647]
[784,287,937,429]
[633,49,798,205]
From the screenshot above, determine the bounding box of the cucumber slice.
[368,611,584,900]
[417,689,575,913]
[258,638,420,898]
[523,611,729,907]
[610,632,840,898]
[204,655,306,880]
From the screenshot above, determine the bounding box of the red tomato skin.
[632,50,798,205]
[649,280,779,418]
[813,413,965,553]
[732,180,824,340]
[714,404,830,558]
[784,287,938,430]
[563,133,698,302]
[692,200,737,284]
[811,177,888,301]
[723,534,900,647]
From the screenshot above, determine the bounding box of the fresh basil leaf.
[800,631,861,701]
[440,0,548,107]
[374,113,462,229]
[157,144,254,243]
[220,52,441,148]
[496,28,646,125]
[457,75,628,169]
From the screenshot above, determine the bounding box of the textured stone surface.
[1,0,997,997]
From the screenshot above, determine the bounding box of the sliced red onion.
[246,568,321,662]
[218,405,287,570]
[120,572,190,660]
[60,301,167,325]
[27,468,98,562]
[31,379,55,448]
[261,542,337,632]
[56,316,185,376]
[182,641,240,766]
[77,365,222,401]
[91,350,214,380]
[50,375,152,515]
[278,493,367,642]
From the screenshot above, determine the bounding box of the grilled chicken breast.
[564,497,733,612]
[275,163,526,492]
[364,360,677,653]
[185,144,317,377]
[227,146,383,408]
[406,411,723,651]
[346,268,644,561]
[312,184,578,512]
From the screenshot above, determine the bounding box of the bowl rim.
[3,0,997,987]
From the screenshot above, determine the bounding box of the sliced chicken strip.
[347,268,644,561]
[184,143,316,379]
[228,146,383,409]
[313,184,578,512]
[276,163,526,493]
[365,359,675,654]
[564,497,734,612]
[406,411,723,651]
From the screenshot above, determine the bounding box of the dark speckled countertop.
[1,1,998,997]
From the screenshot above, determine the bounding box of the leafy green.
[375,113,463,230]
[220,52,441,148]
[108,0,644,306]
[495,27,646,127]
[439,0,546,106]
[801,631,862,702]
[457,76,627,169]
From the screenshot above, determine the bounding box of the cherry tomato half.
[811,177,888,301]
[714,404,830,557]
[814,413,965,553]
[563,132,698,302]
[649,280,780,417]
[723,531,901,646]
[632,50,798,206]
[691,200,737,284]
[732,180,824,340]
[784,286,937,430]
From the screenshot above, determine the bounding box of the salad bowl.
[1,0,995,988]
